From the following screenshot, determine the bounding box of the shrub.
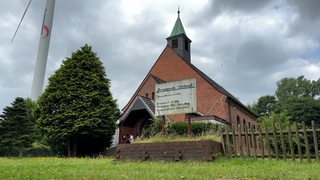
[141,118,163,138]
[192,122,219,135]
[167,122,188,135]
[167,122,220,136]
[142,119,221,137]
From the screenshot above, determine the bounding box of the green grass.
[134,134,220,143]
[0,157,319,179]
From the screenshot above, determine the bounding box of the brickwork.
[116,140,222,161]
[228,99,258,129]
[119,46,257,129]
[138,75,158,101]
[123,47,230,122]
[119,126,134,144]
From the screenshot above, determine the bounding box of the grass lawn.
[0,157,319,179]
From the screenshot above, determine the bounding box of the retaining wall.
[116,140,222,161]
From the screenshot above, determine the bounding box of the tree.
[0,97,36,156]
[281,97,320,126]
[37,44,119,157]
[275,75,319,101]
[259,111,291,130]
[250,95,276,117]
[254,76,320,127]
[274,76,320,125]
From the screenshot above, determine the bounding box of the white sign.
[155,79,197,116]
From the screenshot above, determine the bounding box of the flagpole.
[31,0,55,100]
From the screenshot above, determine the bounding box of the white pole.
[31,0,55,100]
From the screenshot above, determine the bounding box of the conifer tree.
[0,97,36,156]
[37,44,119,156]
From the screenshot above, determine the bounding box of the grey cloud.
[286,0,320,36]
[1,0,320,113]
[287,0,320,19]
[210,0,273,13]
[191,0,274,26]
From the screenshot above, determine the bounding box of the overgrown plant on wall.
[141,118,220,138]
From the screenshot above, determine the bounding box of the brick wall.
[119,126,134,144]
[116,140,222,161]
[149,47,229,122]
[228,99,258,129]
[119,46,257,135]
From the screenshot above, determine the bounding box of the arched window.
[243,119,246,131]
[236,116,240,129]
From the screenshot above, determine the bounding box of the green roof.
[169,12,186,37]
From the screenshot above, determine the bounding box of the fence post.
[238,124,243,157]
[302,121,311,163]
[232,126,237,157]
[312,120,319,162]
[245,124,250,157]
[295,122,302,161]
[225,125,231,157]
[273,123,279,160]
[279,124,286,160]
[220,126,226,155]
[258,127,265,158]
[287,123,295,161]
[251,126,256,158]
[266,126,271,158]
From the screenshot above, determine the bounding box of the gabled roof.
[168,11,186,38]
[120,46,257,120]
[139,96,155,115]
[120,96,155,126]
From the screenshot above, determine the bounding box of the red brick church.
[117,11,258,144]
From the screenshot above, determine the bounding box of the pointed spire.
[169,7,186,38]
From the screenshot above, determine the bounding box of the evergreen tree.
[37,44,119,157]
[0,97,36,156]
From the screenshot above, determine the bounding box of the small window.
[152,92,155,100]
[146,93,148,98]
[172,39,178,48]
[184,39,189,51]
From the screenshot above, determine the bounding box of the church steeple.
[167,9,192,63]
[169,8,186,37]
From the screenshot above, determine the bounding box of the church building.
[117,11,258,144]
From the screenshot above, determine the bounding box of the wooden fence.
[221,120,320,162]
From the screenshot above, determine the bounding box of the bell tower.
[166,9,192,63]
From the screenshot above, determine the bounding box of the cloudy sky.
[1,0,320,112]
